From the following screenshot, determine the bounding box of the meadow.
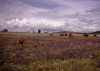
[0,32,100,71]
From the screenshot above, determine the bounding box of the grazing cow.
[16,39,25,46]
[69,33,74,38]
[83,33,89,37]
[93,34,97,37]
[50,34,53,36]
[32,43,38,48]
[60,34,64,36]
[65,33,68,36]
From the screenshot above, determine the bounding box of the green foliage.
[38,29,41,33]
[2,29,8,32]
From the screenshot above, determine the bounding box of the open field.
[0,32,100,71]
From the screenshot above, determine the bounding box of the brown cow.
[93,34,97,37]
[16,39,25,46]
[32,43,38,48]
[60,34,64,36]
[50,34,53,36]
[83,33,89,37]
[65,33,68,36]
[69,33,74,38]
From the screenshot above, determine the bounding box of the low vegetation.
[0,32,100,71]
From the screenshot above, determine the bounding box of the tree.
[38,29,41,33]
[33,30,35,33]
[2,29,8,32]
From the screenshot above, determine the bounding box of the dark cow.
[50,34,53,36]
[65,33,68,36]
[60,34,64,36]
[69,33,74,38]
[83,33,89,37]
[93,34,97,37]
[16,39,25,46]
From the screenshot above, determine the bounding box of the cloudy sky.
[0,0,100,32]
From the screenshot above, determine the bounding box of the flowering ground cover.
[0,32,100,71]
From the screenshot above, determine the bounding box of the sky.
[0,0,100,33]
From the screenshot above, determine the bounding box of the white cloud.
[0,0,100,32]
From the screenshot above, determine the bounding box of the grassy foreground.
[0,32,100,71]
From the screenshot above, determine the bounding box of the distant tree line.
[2,29,8,32]
[38,29,41,33]
[1,29,42,33]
